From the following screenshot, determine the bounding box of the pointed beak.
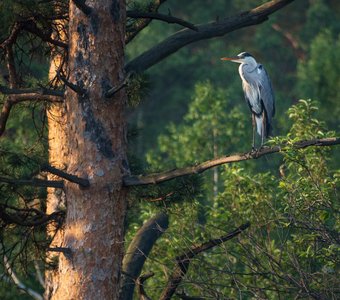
[220,56,241,63]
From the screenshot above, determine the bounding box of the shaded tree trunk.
[45,1,128,299]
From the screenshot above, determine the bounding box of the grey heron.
[221,52,275,149]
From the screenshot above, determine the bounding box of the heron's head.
[221,52,256,64]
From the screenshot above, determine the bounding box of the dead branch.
[136,272,154,300]
[0,176,64,189]
[126,0,295,73]
[72,0,92,15]
[159,222,250,300]
[41,164,90,188]
[123,137,340,186]
[120,212,169,300]
[127,11,198,31]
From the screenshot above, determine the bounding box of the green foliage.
[129,98,340,299]
[297,31,340,130]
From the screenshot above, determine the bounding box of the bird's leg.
[252,113,256,151]
[261,111,266,148]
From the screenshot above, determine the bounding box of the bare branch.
[127,11,198,31]
[0,176,64,189]
[41,164,90,187]
[123,137,340,186]
[126,0,295,73]
[72,0,92,15]
[34,261,45,287]
[120,212,169,300]
[159,223,250,300]
[3,253,43,300]
[136,272,154,300]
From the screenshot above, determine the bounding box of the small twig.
[72,0,92,15]
[136,272,154,300]
[105,72,133,98]
[123,137,340,186]
[159,222,250,300]
[127,11,198,31]
[0,176,64,189]
[41,164,90,188]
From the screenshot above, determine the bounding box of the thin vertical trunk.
[45,1,128,299]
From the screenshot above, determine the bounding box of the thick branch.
[126,0,295,73]
[127,11,198,31]
[124,137,340,186]
[0,22,22,49]
[120,212,169,300]
[0,176,64,188]
[159,222,250,300]
[41,164,90,188]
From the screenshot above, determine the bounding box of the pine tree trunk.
[45,1,127,299]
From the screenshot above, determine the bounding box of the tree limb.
[159,222,250,300]
[0,176,64,189]
[120,212,169,300]
[127,11,198,31]
[123,137,340,186]
[41,164,90,188]
[126,0,295,73]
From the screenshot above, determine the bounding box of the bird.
[221,52,275,150]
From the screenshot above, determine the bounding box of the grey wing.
[258,65,275,120]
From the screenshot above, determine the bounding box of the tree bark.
[45,1,128,299]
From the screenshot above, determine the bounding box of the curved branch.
[159,222,250,300]
[120,212,169,300]
[123,137,340,186]
[127,11,198,31]
[126,0,295,73]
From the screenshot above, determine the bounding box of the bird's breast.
[242,81,262,115]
